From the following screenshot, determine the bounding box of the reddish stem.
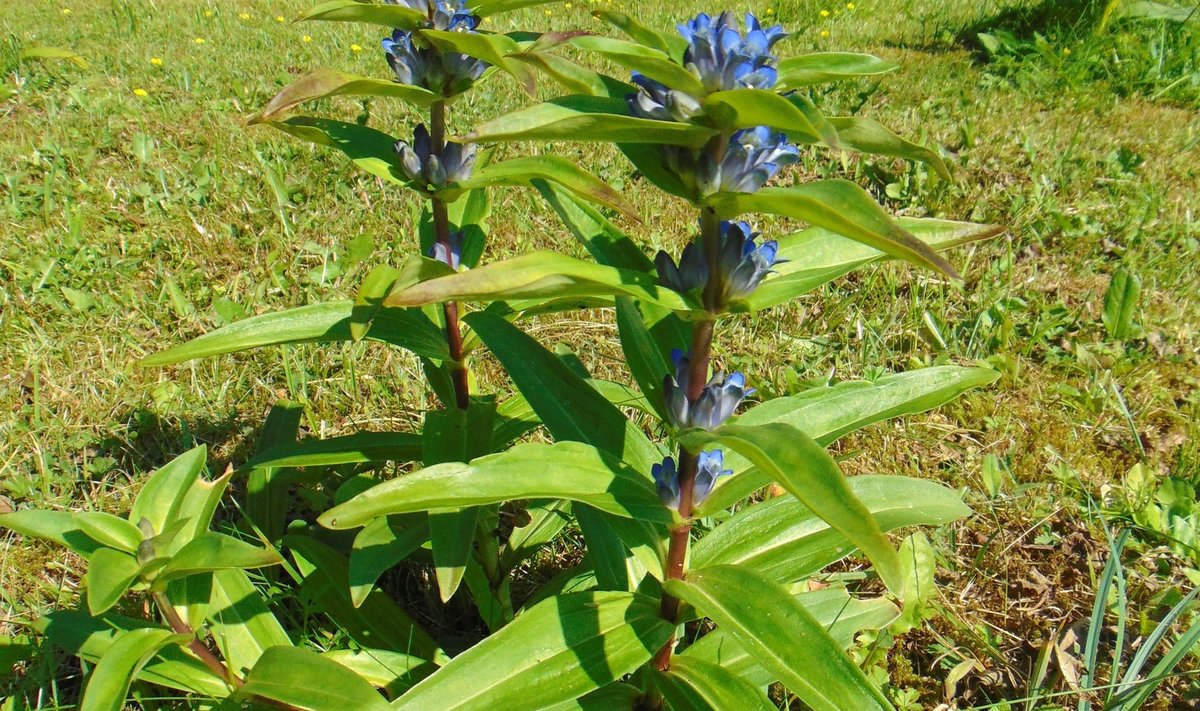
[155,592,242,688]
[429,100,470,410]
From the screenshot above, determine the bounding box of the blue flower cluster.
[652,450,733,511]
[663,349,755,431]
[655,220,783,303]
[395,124,477,189]
[627,12,786,121]
[381,0,488,95]
[664,126,800,198]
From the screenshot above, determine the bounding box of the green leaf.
[500,499,571,573]
[19,46,88,68]
[253,69,439,123]
[143,300,449,366]
[615,297,670,421]
[394,591,673,710]
[666,566,894,711]
[447,156,639,221]
[472,0,563,15]
[682,586,899,687]
[891,533,937,634]
[775,52,898,89]
[746,218,1004,312]
[466,95,716,146]
[320,441,667,530]
[262,116,408,186]
[351,266,402,342]
[1103,269,1142,340]
[591,10,675,54]
[208,569,292,676]
[703,89,824,144]
[34,611,227,696]
[129,445,208,536]
[542,682,643,711]
[510,51,622,97]
[693,475,969,583]
[533,182,654,272]
[249,431,423,470]
[385,251,697,315]
[323,648,438,697]
[85,549,142,615]
[287,535,443,662]
[245,400,306,544]
[654,655,776,711]
[419,29,534,94]
[700,366,998,512]
[73,513,143,554]
[239,646,390,711]
[825,117,951,181]
[570,36,703,95]
[681,423,904,594]
[296,0,425,29]
[79,628,190,711]
[708,182,959,279]
[350,515,429,608]
[154,533,282,586]
[0,510,103,559]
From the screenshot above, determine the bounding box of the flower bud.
[380,0,488,95]
[663,349,755,431]
[655,220,784,305]
[394,125,477,190]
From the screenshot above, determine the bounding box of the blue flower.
[661,126,799,198]
[429,230,464,269]
[663,349,755,430]
[652,456,681,509]
[651,450,732,511]
[655,220,783,304]
[693,449,733,506]
[394,124,477,189]
[627,12,785,121]
[381,0,487,95]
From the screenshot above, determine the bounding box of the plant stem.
[153,592,243,688]
[430,99,470,410]
[654,209,722,671]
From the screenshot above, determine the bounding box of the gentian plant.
[1,4,1006,710]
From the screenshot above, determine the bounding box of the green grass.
[2,0,1199,707]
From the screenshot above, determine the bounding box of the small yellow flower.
[204,9,213,17]
[846,2,855,8]
[820,29,829,37]
[194,37,206,44]
[61,8,71,15]
[275,15,285,22]
[150,57,163,66]
[765,8,774,14]
[302,34,313,42]
[564,1,572,7]
[544,8,552,14]
[133,88,148,97]
[239,12,250,20]
[350,43,363,52]
[819,9,830,17]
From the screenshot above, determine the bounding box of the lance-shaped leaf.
[19,46,89,68]
[79,628,191,711]
[323,648,438,697]
[385,251,699,315]
[128,445,208,536]
[744,218,1004,312]
[296,0,425,29]
[0,509,104,559]
[419,28,535,95]
[261,116,409,187]
[253,69,440,123]
[693,475,969,583]
[823,117,951,181]
[466,95,716,146]
[86,549,142,615]
[445,156,639,221]
[652,655,776,711]
[153,533,283,586]
[592,10,678,55]
[239,646,390,711]
[142,300,449,366]
[75,512,143,554]
[510,50,619,97]
[570,36,704,95]
[680,423,904,594]
[666,566,894,711]
[36,611,228,696]
[699,365,998,512]
[207,569,293,675]
[708,181,959,279]
[394,591,673,710]
[533,181,654,271]
[320,441,669,530]
[775,52,899,90]
[473,0,569,15]
[682,585,899,687]
[247,431,423,471]
[350,515,429,607]
[703,89,826,145]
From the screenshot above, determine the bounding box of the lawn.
[2,0,1199,707]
